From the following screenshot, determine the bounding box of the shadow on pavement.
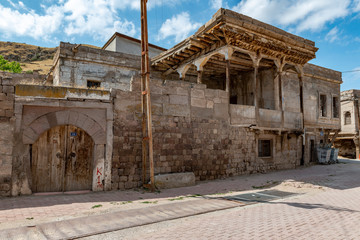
[1,158,360,211]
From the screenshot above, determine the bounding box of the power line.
[342,69,360,73]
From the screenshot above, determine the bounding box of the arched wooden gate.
[31,125,94,192]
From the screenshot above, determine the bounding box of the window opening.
[87,80,101,89]
[332,96,339,118]
[320,94,327,117]
[258,139,272,157]
[344,112,351,125]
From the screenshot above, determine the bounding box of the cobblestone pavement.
[1,159,360,239]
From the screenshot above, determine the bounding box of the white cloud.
[109,0,184,11]
[232,0,351,32]
[158,12,201,42]
[62,0,136,40]
[0,0,136,42]
[325,27,340,43]
[354,0,360,12]
[210,0,228,10]
[0,4,63,40]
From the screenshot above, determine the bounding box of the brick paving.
[89,187,360,240]
[0,159,360,239]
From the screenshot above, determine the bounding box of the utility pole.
[140,0,155,191]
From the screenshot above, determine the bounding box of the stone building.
[334,90,360,159]
[0,9,341,197]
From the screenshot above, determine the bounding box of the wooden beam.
[226,59,230,92]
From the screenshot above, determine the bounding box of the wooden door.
[31,125,94,192]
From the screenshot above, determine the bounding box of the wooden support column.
[254,65,260,124]
[274,70,280,111]
[226,59,230,92]
[279,71,284,128]
[197,71,203,84]
[274,59,285,128]
[249,53,261,125]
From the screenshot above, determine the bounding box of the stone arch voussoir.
[23,110,106,144]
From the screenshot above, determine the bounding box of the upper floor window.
[344,111,351,125]
[332,96,339,118]
[320,94,327,117]
[87,80,101,89]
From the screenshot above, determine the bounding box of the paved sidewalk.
[104,186,360,240]
[0,159,359,239]
[1,199,239,240]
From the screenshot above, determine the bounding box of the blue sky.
[0,0,360,91]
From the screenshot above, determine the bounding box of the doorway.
[31,125,94,192]
[310,139,315,163]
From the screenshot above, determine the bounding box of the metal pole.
[140,0,155,191]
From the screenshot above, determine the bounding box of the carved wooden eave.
[151,8,318,75]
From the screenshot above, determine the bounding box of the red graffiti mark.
[96,167,103,188]
[97,175,103,188]
[97,167,102,176]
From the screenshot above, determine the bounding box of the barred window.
[258,139,272,157]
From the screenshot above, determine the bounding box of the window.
[87,80,101,89]
[345,112,351,125]
[320,94,327,117]
[258,139,272,157]
[332,96,339,118]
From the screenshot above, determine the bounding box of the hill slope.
[0,41,57,74]
[0,42,101,75]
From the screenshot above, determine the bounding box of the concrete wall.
[105,36,164,59]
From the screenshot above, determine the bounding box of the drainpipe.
[355,98,360,159]
[299,71,305,166]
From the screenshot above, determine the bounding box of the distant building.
[334,90,360,159]
[102,32,166,58]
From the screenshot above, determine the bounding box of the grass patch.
[252,181,279,189]
[91,204,103,209]
[168,197,185,201]
[141,201,158,204]
[110,201,133,205]
[186,194,202,198]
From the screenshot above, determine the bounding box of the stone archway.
[20,109,108,193]
[22,110,106,145]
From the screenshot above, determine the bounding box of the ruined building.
[0,9,341,197]
[334,90,360,159]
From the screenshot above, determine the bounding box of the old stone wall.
[303,64,341,129]
[53,42,141,90]
[0,74,15,196]
[111,77,302,190]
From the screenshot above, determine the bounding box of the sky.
[0,0,360,91]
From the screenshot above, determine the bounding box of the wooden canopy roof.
[152,9,318,75]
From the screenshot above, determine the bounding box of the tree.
[0,55,22,73]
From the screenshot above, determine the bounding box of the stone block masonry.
[111,77,302,190]
[0,75,15,196]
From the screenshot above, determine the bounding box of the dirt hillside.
[0,41,100,75]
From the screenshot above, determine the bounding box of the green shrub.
[0,55,22,73]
